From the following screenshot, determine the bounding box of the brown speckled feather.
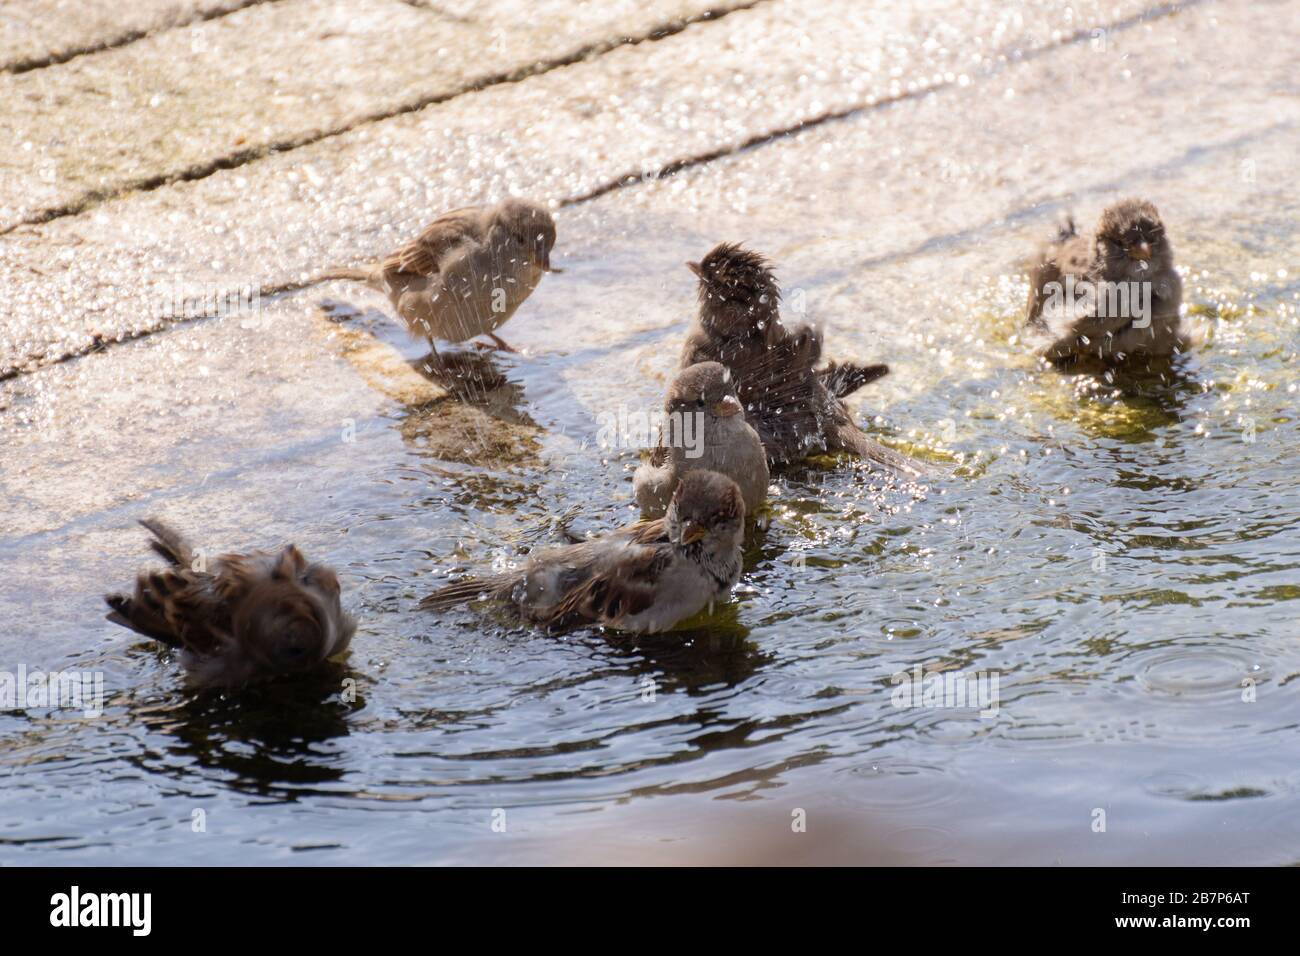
[538,546,672,629]
[105,520,355,686]
[378,206,482,278]
[421,472,745,634]
[620,518,668,545]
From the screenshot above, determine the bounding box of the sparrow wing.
[1027,233,1097,327]
[619,517,669,545]
[380,206,484,278]
[777,319,822,366]
[540,544,672,629]
[729,342,830,464]
[1034,235,1144,354]
[104,567,229,654]
[1025,243,1064,328]
[105,519,231,652]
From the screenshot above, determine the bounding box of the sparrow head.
[665,361,744,421]
[665,470,746,549]
[233,546,354,675]
[1095,198,1172,281]
[494,197,560,272]
[688,242,780,337]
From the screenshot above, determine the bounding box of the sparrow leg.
[418,340,448,376]
[481,333,519,353]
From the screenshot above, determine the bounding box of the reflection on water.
[3,1,1300,866]
[3,291,1296,866]
[129,665,361,798]
[12,261,1294,863]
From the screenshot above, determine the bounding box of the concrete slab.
[0,0,1158,376]
[0,0,271,72]
[0,0,756,230]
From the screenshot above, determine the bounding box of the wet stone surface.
[0,0,264,72]
[0,0,753,231]
[0,0,1156,375]
[0,0,1298,864]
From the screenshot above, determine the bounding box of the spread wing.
[1025,244,1064,328]
[379,206,484,278]
[683,316,830,463]
[732,338,832,464]
[1030,235,1150,356]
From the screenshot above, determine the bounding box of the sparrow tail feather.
[418,577,505,612]
[511,505,584,548]
[830,424,930,480]
[138,518,193,567]
[263,267,377,296]
[819,361,890,399]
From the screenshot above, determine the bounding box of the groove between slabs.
[0,0,1198,382]
[0,0,769,235]
[0,0,292,74]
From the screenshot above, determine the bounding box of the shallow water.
[1,0,1298,864]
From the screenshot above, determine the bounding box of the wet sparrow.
[634,361,769,519]
[1025,198,1185,365]
[420,470,745,633]
[312,198,560,367]
[681,242,923,477]
[104,519,355,687]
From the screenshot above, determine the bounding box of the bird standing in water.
[634,361,769,519]
[1025,198,1185,366]
[681,242,923,477]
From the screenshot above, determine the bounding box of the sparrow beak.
[686,261,702,278]
[678,520,707,546]
[1128,242,1152,262]
[711,395,743,418]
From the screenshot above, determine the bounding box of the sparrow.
[634,361,769,519]
[104,519,356,687]
[420,470,745,633]
[680,242,924,476]
[1024,198,1186,365]
[310,198,560,367]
